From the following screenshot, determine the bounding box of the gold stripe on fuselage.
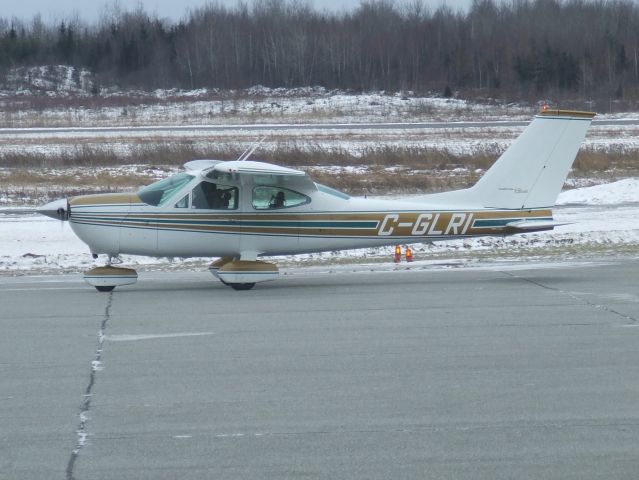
[70,193,142,206]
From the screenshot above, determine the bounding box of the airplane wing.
[207,160,318,192]
[212,160,306,176]
[184,159,223,171]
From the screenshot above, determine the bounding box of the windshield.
[138,173,194,206]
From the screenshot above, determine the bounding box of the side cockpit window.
[191,181,238,210]
[252,186,310,210]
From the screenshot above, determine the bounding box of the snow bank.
[557,178,639,205]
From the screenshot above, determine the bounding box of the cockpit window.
[191,181,238,210]
[252,186,310,210]
[138,173,194,206]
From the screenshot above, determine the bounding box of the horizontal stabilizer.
[505,219,570,232]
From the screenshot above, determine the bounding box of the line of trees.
[2,0,639,101]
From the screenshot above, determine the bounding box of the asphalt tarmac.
[2,260,639,479]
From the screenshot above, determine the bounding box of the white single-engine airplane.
[38,109,594,291]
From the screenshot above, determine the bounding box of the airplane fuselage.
[68,192,553,258]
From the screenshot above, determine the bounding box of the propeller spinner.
[37,198,69,221]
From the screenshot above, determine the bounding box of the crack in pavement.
[66,292,114,480]
[500,270,639,324]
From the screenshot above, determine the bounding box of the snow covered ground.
[1,121,638,161]
[1,179,638,276]
[1,88,637,162]
[0,88,532,128]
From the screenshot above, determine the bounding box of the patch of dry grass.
[573,147,639,175]
[0,143,500,169]
[0,143,210,168]
[2,141,633,176]
[2,169,151,188]
[0,144,496,198]
[2,143,637,206]
[308,168,480,195]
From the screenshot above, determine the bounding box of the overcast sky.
[7,0,472,21]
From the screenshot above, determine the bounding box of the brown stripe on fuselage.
[70,193,142,206]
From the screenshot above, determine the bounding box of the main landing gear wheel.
[214,260,279,290]
[84,266,138,292]
[95,285,116,292]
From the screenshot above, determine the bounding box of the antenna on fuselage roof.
[236,136,266,162]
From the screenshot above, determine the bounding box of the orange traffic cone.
[405,247,413,262]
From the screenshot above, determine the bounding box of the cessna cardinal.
[38,109,595,291]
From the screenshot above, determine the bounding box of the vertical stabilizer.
[469,110,595,209]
